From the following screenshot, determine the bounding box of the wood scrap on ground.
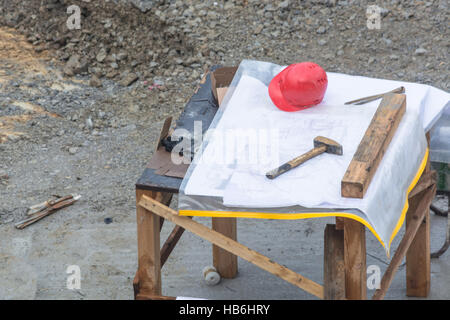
[15,194,81,229]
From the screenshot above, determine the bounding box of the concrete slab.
[1,195,447,300]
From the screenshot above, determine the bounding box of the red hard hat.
[268,62,328,112]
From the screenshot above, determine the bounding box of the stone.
[0,170,8,180]
[63,55,81,76]
[106,71,118,79]
[85,118,93,129]
[254,25,264,35]
[96,48,107,63]
[116,51,128,61]
[131,0,157,13]
[415,48,427,56]
[89,75,102,87]
[68,147,78,155]
[317,26,326,34]
[279,0,290,8]
[119,73,139,86]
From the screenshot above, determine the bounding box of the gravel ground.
[0,0,448,300]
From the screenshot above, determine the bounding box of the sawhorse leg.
[325,218,366,300]
[212,217,238,278]
[344,218,367,300]
[406,191,431,296]
[134,189,171,299]
[406,143,433,297]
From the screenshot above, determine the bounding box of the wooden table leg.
[406,135,433,298]
[344,218,367,300]
[406,192,432,297]
[135,189,164,297]
[324,224,345,300]
[212,217,238,278]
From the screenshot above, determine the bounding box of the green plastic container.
[431,162,450,192]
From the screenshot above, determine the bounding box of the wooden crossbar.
[139,195,325,299]
[161,219,191,267]
[408,170,436,199]
[372,184,436,300]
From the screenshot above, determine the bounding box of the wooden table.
[133,67,436,300]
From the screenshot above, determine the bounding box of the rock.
[224,2,235,10]
[8,134,21,142]
[0,170,8,181]
[68,147,78,155]
[254,25,264,35]
[96,48,107,63]
[131,0,156,13]
[106,71,118,79]
[278,0,290,9]
[128,104,140,113]
[119,73,139,87]
[317,26,326,34]
[116,51,128,61]
[415,48,427,56]
[0,255,37,300]
[131,60,141,67]
[85,117,93,129]
[63,55,81,76]
[318,39,328,46]
[89,75,102,87]
[379,7,390,18]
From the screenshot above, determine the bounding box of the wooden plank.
[324,224,346,300]
[406,192,433,296]
[406,131,432,297]
[373,184,436,300]
[135,65,224,194]
[212,217,238,279]
[136,294,176,300]
[344,218,367,300]
[139,195,324,299]
[159,193,173,232]
[335,217,345,230]
[408,170,437,199]
[341,93,406,198]
[133,271,140,299]
[135,189,163,296]
[160,220,191,268]
[156,117,173,151]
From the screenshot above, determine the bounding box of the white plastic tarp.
[179,60,450,254]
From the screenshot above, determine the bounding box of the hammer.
[266,136,343,179]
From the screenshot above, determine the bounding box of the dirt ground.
[0,0,448,300]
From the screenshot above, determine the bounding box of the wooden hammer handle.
[266,145,327,179]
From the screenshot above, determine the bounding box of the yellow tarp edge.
[179,148,429,254]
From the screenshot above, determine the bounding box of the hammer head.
[313,136,343,155]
